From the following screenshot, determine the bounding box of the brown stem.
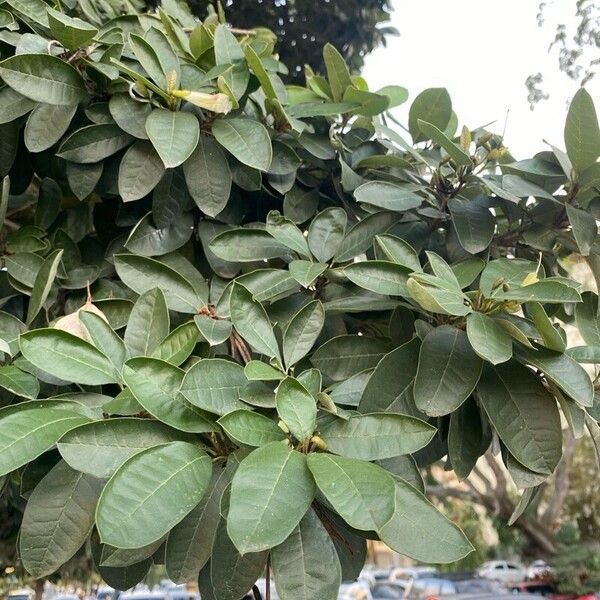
[266,556,271,600]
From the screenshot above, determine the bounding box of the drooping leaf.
[20,460,103,578]
[0,401,91,476]
[320,413,435,460]
[272,508,342,600]
[97,441,212,548]
[146,109,200,169]
[0,54,87,105]
[477,363,562,474]
[414,326,483,416]
[227,442,315,554]
[283,300,325,368]
[212,118,272,171]
[276,377,317,441]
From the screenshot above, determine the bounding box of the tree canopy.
[187,0,397,81]
[0,0,599,598]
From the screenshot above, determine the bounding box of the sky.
[363,0,600,158]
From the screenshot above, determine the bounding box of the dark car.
[372,582,408,599]
[404,577,506,600]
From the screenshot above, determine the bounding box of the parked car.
[404,577,506,600]
[510,581,556,596]
[7,589,35,600]
[526,560,553,581]
[389,567,437,582]
[372,581,408,598]
[476,561,526,584]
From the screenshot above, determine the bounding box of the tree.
[526,0,599,108]
[185,0,397,81]
[0,1,599,598]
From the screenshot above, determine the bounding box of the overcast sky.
[363,0,600,158]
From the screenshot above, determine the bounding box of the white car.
[477,560,526,583]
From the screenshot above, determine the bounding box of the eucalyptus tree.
[0,1,599,598]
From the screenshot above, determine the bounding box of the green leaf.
[47,8,98,50]
[409,272,469,314]
[24,103,76,153]
[276,377,317,441]
[527,301,566,352]
[66,162,103,200]
[417,119,471,166]
[408,88,452,143]
[180,358,247,416]
[448,397,484,480]
[20,329,118,385]
[194,314,232,346]
[20,460,103,578]
[4,0,49,26]
[0,86,37,125]
[227,442,315,554]
[79,310,127,373]
[307,207,347,262]
[58,418,187,479]
[230,283,281,361]
[345,260,410,296]
[125,288,169,357]
[218,410,286,447]
[183,134,232,217]
[244,360,284,381]
[122,357,216,432]
[272,508,342,600]
[209,228,290,262]
[200,521,268,600]
[466,312,513,365]
[146,109,200,169]
[108,94,152,139]
[477,363,562,474]
[379,479,473,563]
[575,291,600,346]
[335,211,397,263]
[118,140,165,202]
[212,118,272,171]
[152,321,198,366]
[283,300,325,368]
[312,335,391,381]
[374,234,421,272]
[320,413,435,460]
[0,365,39,399]
[0,401,90,476]
[307,453,395,531]
[266,210,311,258]
[566,204,597,256]
[515,345,593,408]
[129,32,168,89]
[448,197,495,254]
[288,260,327,288]
[166,465,231,583]
[99,538,163,568]
[26,249,63,324]
[58,124,133,163]
[322,43,352,102]
[91,531,151,591]
[564,87,600,173]
[354,181,422,212]
[0,54,87,105]
[97,442,212,548]
[359,338,421,415]
[115,254,201,313]
[414,325,483,416]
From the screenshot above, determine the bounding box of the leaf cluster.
[0,1,599,597]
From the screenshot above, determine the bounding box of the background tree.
[186,0,397,81]
[526,0,599,108]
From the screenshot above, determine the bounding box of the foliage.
[185,0,397,82]
[0,0,598,597]
[527,0,599,108]
[552,543,600,596]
